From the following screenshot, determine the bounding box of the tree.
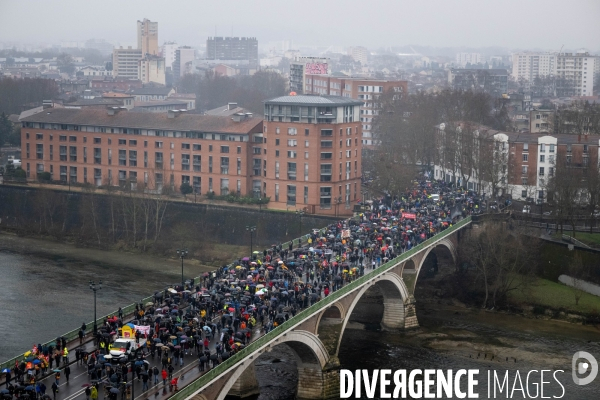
[57,53,75,75]
[0,113,12,147]
[545,154,584,236]
[180,182,193,198]
[568,253,588,306]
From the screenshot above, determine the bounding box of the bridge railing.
[171,216,472,400]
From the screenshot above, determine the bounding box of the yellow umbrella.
[24,351,32,357]
[235,266,242,269]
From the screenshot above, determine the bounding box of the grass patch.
[197,242,247,267]
[553,231,600,247]
[509,276,600,314]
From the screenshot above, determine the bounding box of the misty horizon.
[1,0,599,54]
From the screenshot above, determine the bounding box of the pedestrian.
[54,371,60,386]
[167,364,174,380]
[78,329,84,345]
[161,368,167,386]
[64,365,70,383]
[51,382,58,400]
[85,386,91,400]
[142,372,149,391]
[90,385,98,400]
[118,307,123,320]
[152,366,159,385]
[4,370,10,387]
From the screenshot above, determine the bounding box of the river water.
[2,249,600,399]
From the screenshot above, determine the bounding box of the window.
[287,151,297,158]
[94,137,101,144]
[305,129,310,136]
[237,158,241,175]
[287,185,296,205]
[182,143,190,150]
[155,152,163,169]
[221,146,229,153]
[539,167,545,176]
[304,140,309,148]
[287,139,297,147]
[193,144,201,151]
[155,141,163,148]
[209,145,213,152]
[49,145,53,160]
[288,128,297,135]
[304,186,308,204]
[36,144,43,160]
[275,139,280,146]
[320,186,332,209]
[321,152,332,160]
[276,127,280,134]
[287,162,296,180]
[69,136,77,142]
[193,176,201,193]
[540,155,545,162]
[237,146,241,154]
[59,135,67,142]
[549,167,554,176]
[218,179,228,195]
[209,156,213,173]
[321,129,333,137]
[275,183,279,202]
[69,166,77,183]
[321,140,332,148]
[275,161,280,179]
[181,154,190,171]
[540,144,545,152]
[36,133,43,140]
[59,165,67,182]
[523,154,528,162]
[320,164,332,182]
[118,149,126,166]
[83,147,87,163]
[584,145,589,153]
[253,147,262,154]
[275,150,280,157]
[118,139,126,145]
[522,166,528,175]
[521,190,527,198]
[220,157,229,174]
[549,144,555,153]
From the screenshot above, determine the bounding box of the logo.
[572,351,598,386]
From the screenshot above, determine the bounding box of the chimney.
[227,102,238,110]
[168,109,186,118]
[232,112,246,122]
[107,106,125,116]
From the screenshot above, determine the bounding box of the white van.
[109,338,140,357]
[430,194,440,202]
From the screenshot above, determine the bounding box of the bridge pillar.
[226,363,260,399]
[297,366,340,400]
[403,295,419,329]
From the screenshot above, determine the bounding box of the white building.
[173,46,195,81]
[455,53,482,67]
[139,56,165,85]
[556,52,596,96]
[511,52,557,82]
[112,46,143,79]
[161,41,178,69]
[348,46,369,65]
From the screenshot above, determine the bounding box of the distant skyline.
[1,0,599,53]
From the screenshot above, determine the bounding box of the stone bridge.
[174,217,474,400]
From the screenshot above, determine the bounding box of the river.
[1,241,599,399]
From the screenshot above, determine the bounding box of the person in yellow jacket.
[62,347,69,364]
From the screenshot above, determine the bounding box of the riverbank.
[0,231,239,273]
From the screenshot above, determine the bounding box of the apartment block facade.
[20,108,263,197]
[289,57,329,94]
[262,95,363,215]
[137,18,159,56]
[206,37,258,65]
[304,76,408,146]
[112,47,143,79]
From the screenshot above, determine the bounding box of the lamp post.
[89,280,102,336]
[176,249,188,290]
[296,209,305,245]
[335,196,342,218]
[259,197,262,212]
[246,225,256,256]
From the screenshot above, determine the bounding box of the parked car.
[522,205,531,214]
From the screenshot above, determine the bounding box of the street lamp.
[89,280,102,336]
[246,226,256,256]
[296,209,305,245]
[176,249,188,290]
[259,197,262,212]
[335,196,343,218]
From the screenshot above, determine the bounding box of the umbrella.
[32,359,41,365]
[145,302,154,307]
[81,384,91,388]
[24,386,35,391]
[168,288,177,294]
[155,343,164,347]
[0,390,10,395]
[252,251,260,254]
[1,369,10,373]
[52,369,61,372]
[110,388,120,394]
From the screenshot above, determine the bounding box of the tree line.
[177,70,287,114]
[0,77,58,115]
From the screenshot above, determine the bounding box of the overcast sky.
[1,0,599,52]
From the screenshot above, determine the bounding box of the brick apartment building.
[303,76,407,146]
[20,108,263,196]
[20,94,363,216]
[263,95,363,215]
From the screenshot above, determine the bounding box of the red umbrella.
[228,307,235,312]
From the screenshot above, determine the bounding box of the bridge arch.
[216,331,330,400]
[336,272,409,353]
[315,301,346,332]
[413,238,457,292]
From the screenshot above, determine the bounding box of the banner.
[402,213,416,220]
[342,229,351,238]
[134,325,151,335]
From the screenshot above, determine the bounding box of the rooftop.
[264,94,362,106]
[21,108,262,134]
[128,87,172,96]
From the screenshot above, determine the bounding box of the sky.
[0,0,599,52]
